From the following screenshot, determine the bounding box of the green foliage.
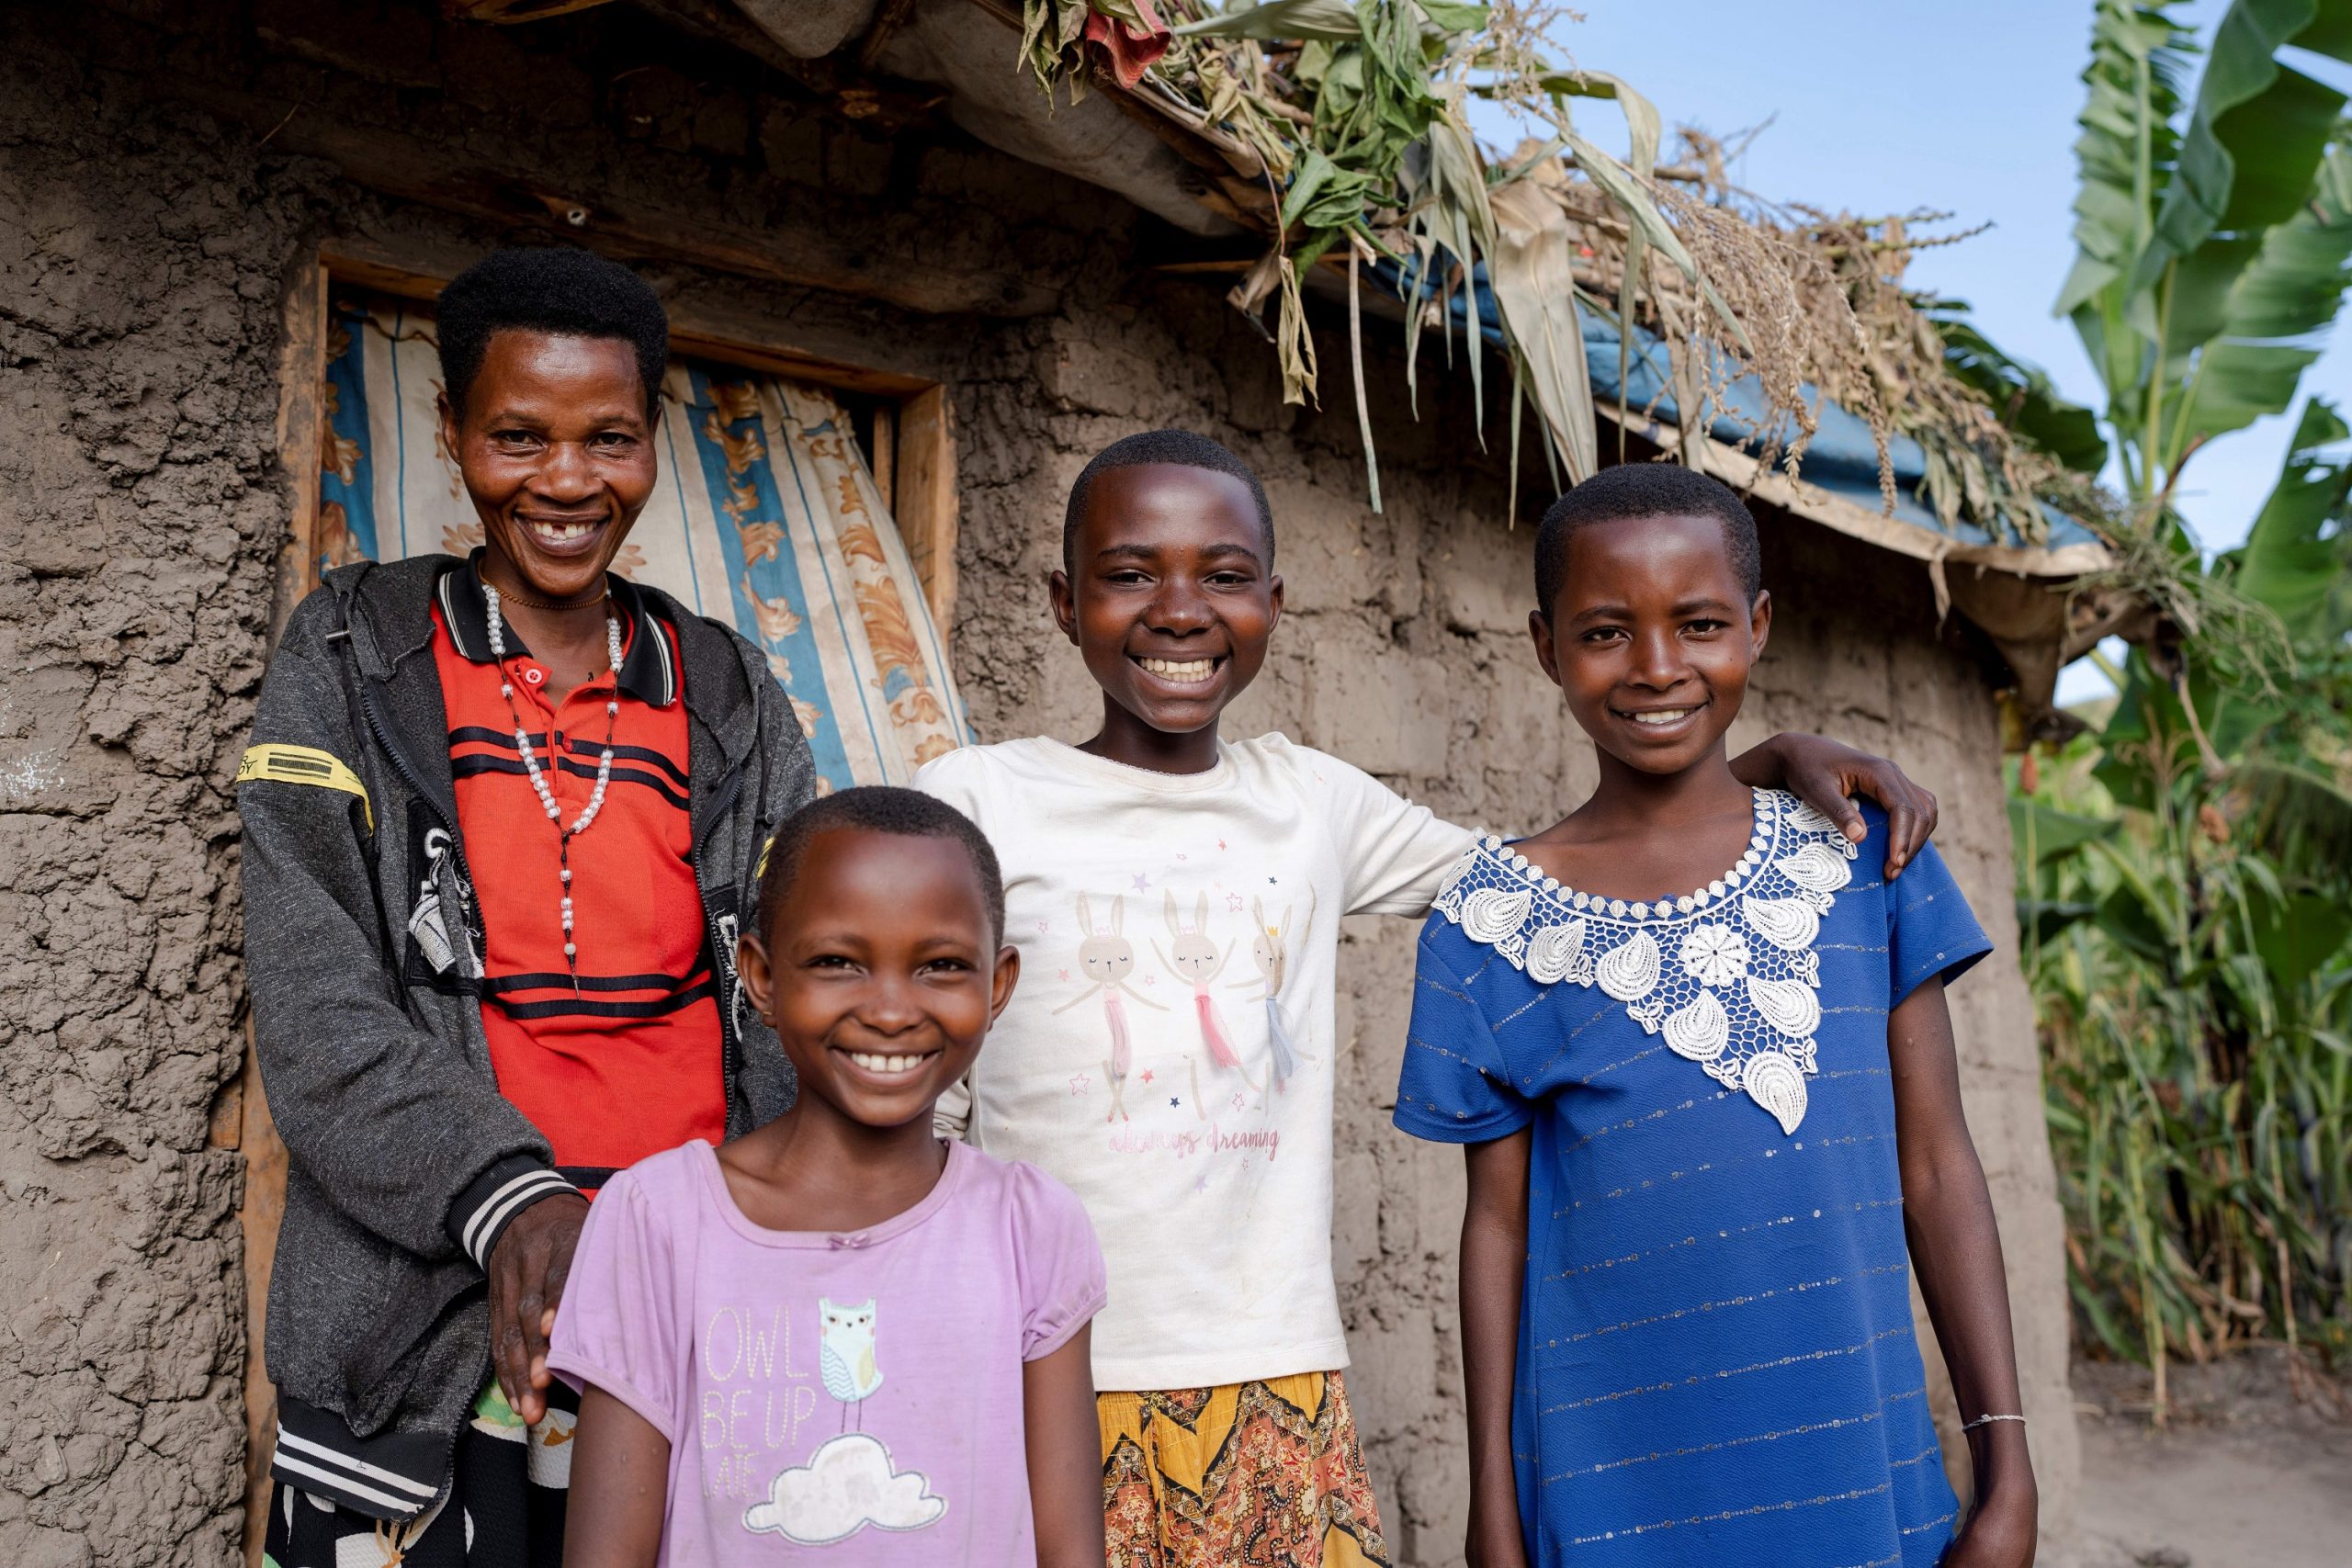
[2020,701,2352,1374]
[1989,3,2352,1397]
[1931,300,2113,475]
[2019,406,2352,1382]
[2226,399,2352,640]
[2056,0,2352,502]
[2032,405,2352,1380]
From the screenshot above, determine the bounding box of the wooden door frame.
[234,242,961,1562]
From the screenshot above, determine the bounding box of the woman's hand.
[1731,733,1939,877]
[488,1192,590,1424]
[1944,1481,2038,1567]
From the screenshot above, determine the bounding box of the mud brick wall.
[0,22,303,1568]
[0,3,2073,1563]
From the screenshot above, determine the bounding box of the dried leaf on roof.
[1023,1,2098,542]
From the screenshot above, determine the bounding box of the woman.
[239,246,814,1566]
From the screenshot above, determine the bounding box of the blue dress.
[1395,791,1990,1566]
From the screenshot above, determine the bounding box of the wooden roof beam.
[170,75,1058,316]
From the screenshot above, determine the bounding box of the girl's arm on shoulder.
[1889,978,2037,1568]
[1729,734,1939,878]
[1463,1128,1533,1568]
[1023,1325,1106,1568]
[561,1385,670,1568]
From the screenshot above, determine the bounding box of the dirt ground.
[2064,1348,2352,1568]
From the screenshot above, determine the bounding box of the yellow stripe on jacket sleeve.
[237,743,372,830]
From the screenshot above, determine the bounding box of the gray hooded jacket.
[238,555,810,1518]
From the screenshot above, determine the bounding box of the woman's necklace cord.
[483,581,621,990]
[492,581,606,612]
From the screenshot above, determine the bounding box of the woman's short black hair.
[435,245,670,416]
[1533,464,1763,615]
[754,786,1005,945]
[1063,429,1275,574]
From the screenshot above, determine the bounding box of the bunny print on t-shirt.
[1051,893,1165,1122]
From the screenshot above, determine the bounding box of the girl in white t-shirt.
[915,428,1942,1567]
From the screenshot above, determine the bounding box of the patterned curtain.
[311,293,969,790]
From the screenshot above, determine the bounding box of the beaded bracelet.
[1961,1413,2028,1432]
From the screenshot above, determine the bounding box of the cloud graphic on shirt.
[742,1433,946,1545]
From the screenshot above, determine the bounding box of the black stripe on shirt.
[489,977,718,1022]
[447,727,690,791]
[481,970,695,996]
[450,753,690,812]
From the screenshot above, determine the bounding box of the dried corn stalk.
[1026,1,2077,538]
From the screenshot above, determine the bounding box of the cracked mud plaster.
[0,2,2071,1563]
[1,30,292,1568]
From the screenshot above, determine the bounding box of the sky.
[1463,0,2351,704]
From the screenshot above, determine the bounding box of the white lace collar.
[1431,788,1859,1134]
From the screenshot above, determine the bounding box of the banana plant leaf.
[2055,0,2352,532]
[2237,759,2352,867]
[2141,0,2352,287]
[2170,138,2352,448]
[2228,396,2352,638]
[2012,796,2122,864]
[1930,299,2112,473]
[2055,1,2194,325]
[2089,654,2188,812]
[2096,875,2177,964]
[2021,897,2107,945]
[2250,887,2352,991]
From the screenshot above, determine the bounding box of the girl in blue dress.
[1396,466,2037,1567]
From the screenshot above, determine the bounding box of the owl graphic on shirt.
[818,1298,884,1404]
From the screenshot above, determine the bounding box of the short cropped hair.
[1063,429,1275,574]
[1533,464,1763,615]
[435,246,669,417]
[754,786,1005,945]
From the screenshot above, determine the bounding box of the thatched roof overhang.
[459,0,2115,731]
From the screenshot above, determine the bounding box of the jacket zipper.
[695,769,747,1135]
[353,672,483,974]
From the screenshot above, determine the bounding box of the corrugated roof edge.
[1374,255,2109,581]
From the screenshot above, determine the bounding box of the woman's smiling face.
[1532,511,1771,777]
[438,330,658,601]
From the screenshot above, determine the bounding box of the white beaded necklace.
[483,581,623,985]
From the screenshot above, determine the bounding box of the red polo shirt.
[432,558,724,1187]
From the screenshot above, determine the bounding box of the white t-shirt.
[915,734,1475,1391]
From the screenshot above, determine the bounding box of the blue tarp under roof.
[1381,259,2106,561]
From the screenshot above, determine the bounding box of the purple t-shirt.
[548,1138,1105,1564]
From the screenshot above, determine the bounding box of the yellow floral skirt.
[1099,1370,1389,1568]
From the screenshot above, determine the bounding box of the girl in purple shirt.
[552,788,1107,1567]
